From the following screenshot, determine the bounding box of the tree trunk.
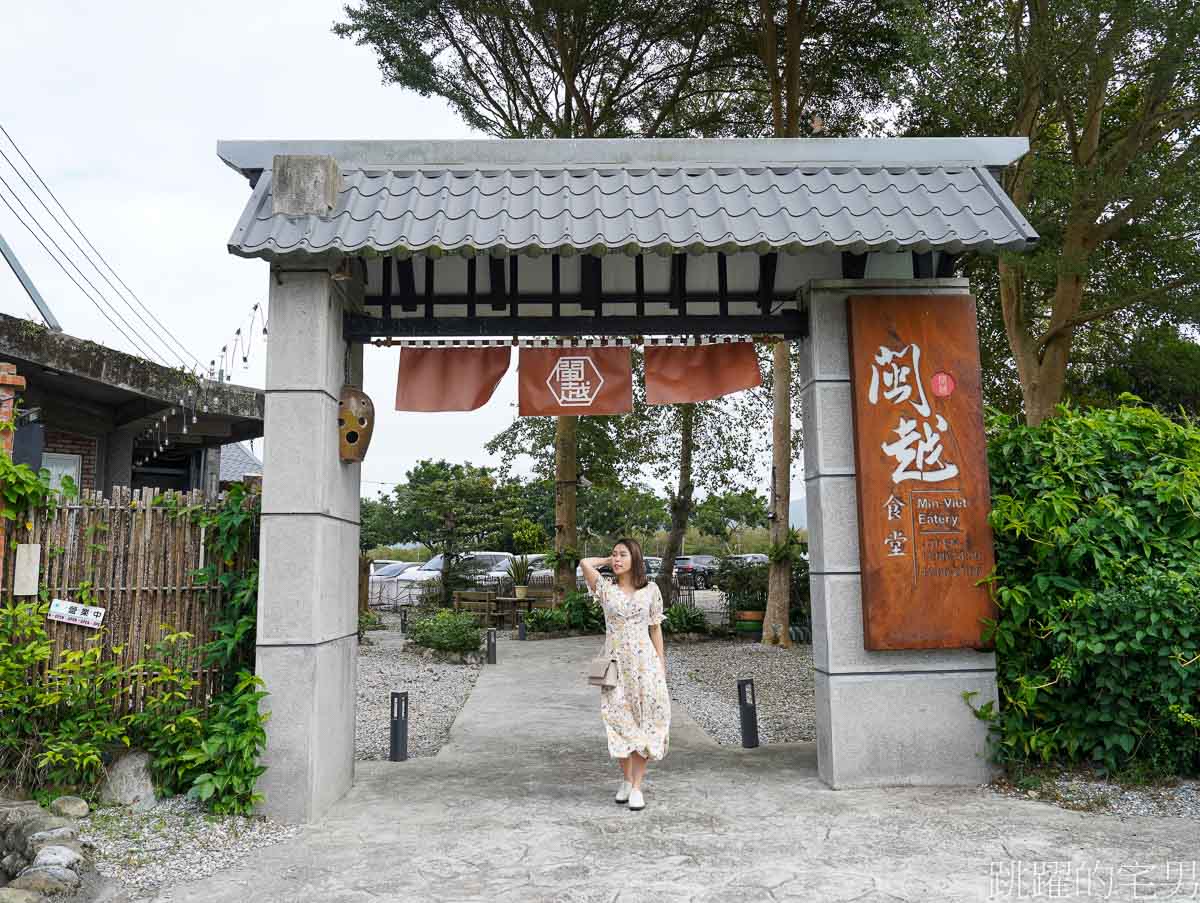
[998,245,1087,427]
[656,404,696,606]
[763,341,793,646]
[554,415,579,597]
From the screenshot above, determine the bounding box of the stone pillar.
[254,154,362,823]
[800,278,998,787]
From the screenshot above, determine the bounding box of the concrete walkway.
[165,638,1198,903]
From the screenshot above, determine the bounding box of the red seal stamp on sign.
[930,371,956,397]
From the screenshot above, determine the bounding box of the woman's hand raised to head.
[580,556,612,593]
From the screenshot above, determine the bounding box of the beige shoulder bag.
[588,655,618,689]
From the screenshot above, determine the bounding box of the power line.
[0,188,146,355]
[0,125,203,370]
[0,170,167,364]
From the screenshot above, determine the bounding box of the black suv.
[673,555,719,589]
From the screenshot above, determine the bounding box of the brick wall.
[44,429,98,491]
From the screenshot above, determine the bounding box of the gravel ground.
[78,796,301,896]
[666,638,816,745]
[355,610,483,760]
[991,772,1200,820]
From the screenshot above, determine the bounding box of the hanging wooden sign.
[847,294,997,651]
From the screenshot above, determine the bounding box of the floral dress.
[594,575,671,761]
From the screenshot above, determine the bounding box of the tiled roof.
[219,441,262,483]
[223,141,1037,261]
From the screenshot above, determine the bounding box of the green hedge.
[981,400,1200,776]
[408,609,481,653]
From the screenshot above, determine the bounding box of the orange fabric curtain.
[518,346,633,416]
[644,342,762,404]
[394,347,511,412]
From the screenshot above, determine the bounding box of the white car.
[389,551,515,604]
[368,561,421,606]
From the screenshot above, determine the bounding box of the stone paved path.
[161,637,1198,903]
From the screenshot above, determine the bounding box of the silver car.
[368,561,421,607]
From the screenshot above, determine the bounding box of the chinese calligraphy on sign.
[868,343,959,485]
[847,293,998,650]
[546,356,605,407]
[47,598,106,630]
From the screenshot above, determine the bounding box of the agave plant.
[506,554,532,586]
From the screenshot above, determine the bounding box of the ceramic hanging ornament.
[338,386,375,462]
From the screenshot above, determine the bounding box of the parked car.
[389,551,515,603]
[725,553,769,567]
[369,558,408,576]
[673,555,719,589]
[368,561,421,606]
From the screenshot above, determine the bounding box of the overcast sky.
[0,2,797,511]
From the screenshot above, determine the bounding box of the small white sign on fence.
[14,544,40,596]
[48,598,106,630]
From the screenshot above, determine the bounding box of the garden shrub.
[562,590,604,633]
[130,631,206,797]
[0,595,133,794]
[524,607,567,633]
[663,604,707,635]
[183,671,268,815]
[408,609,481,653]
[981,400,1200,776]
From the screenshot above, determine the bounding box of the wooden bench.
[452,589,504,628]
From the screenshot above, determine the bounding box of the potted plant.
[716,557,769,635]
[507,555,532,599]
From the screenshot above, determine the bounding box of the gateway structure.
[219,137,1037,822]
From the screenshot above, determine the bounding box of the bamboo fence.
[1,486,249,711]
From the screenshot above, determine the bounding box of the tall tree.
[902,0,1200,425]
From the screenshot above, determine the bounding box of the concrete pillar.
[255,252,363,817]
[801,278,998,787]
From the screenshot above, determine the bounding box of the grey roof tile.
[228,164,1037,260]
[219,441,262,483]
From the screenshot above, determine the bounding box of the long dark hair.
[615,537,649,589]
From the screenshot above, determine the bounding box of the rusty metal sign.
[847,294,997,650]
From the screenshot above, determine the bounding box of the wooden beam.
[551,254,561,318]
[424,258,435,318]
[380,255,393,322]
[758,253,778,313]
[489,257,506,311]
[635,254,645,317]
[509,255,519,318]
[467,257,477,318]
[669,254,687,311]
[841,252,868,279]
[397,258,416,312]
[717,253,729,317]
[582,255,602,312]
[935,252,961,278]
[345,311,807,340]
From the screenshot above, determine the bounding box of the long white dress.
[595,575,671,761]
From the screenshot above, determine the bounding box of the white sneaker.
[627,788,645,811]
[615,781,631,804]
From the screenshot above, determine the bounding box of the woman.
[581,538,671,811]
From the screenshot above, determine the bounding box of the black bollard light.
[399,606,408,633]
[737,679,759,749]
[517,610,527,641]
[486,627,498,664]
[389,691,409,761]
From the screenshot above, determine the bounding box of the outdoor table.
[495,596,531,630]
